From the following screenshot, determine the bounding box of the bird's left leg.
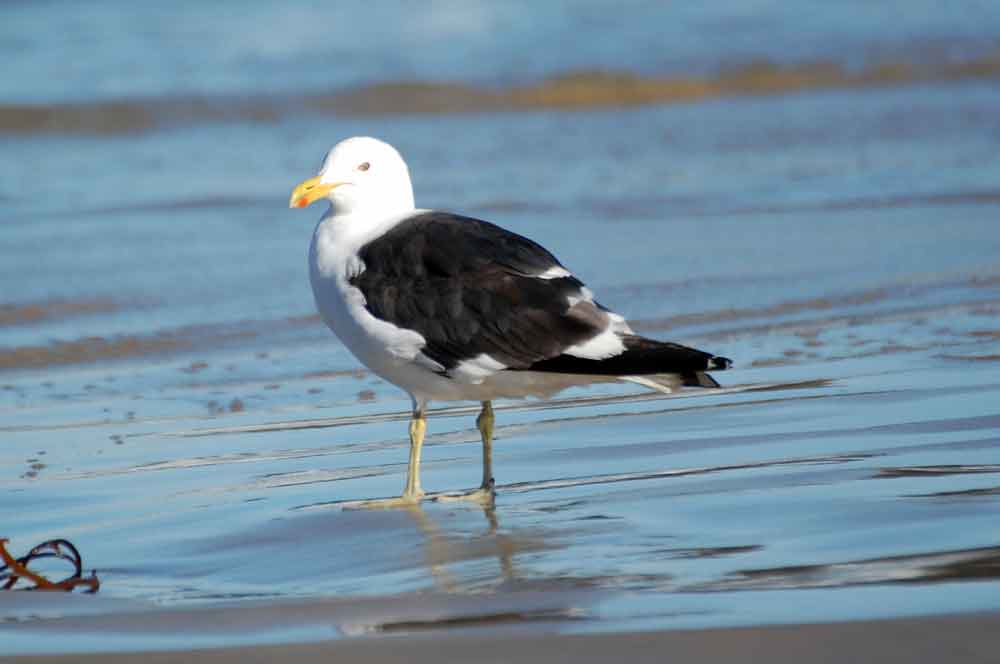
[435,401,496,505]
[477,400,495,491]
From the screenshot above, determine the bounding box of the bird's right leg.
[352,408,427,509]
[402,413,427,500]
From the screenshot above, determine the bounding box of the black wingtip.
[709,356,733,370]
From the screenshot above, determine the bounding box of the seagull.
[289,136,731,508]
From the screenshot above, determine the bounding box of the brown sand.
[0,299,122,327]
[6,613,999,663]
[0,313,322,370]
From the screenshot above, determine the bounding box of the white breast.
[308,209,452,395]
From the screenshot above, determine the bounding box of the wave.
[2,270,997,371]
[3,54,1000,135]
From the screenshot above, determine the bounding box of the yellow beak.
[288,176,342,209]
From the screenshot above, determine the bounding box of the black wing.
[349,211,603,373]
[351,211,732,381]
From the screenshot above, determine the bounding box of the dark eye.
[357,162,370,172]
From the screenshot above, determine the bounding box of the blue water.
[4,1,999,102]
[2,1,1000,654]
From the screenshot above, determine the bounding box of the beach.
[3,1,1000,658]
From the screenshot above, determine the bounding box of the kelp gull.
[289,136,731,508]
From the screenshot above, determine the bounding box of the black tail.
[520,334,732,387]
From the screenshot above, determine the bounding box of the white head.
[288,136,415,218]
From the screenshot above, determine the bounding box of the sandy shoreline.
[6,612,999,663]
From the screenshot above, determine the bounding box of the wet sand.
[6,613,999,663]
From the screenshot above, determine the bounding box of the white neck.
[311,206,425,280]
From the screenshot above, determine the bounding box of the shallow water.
[2,1,1000,655]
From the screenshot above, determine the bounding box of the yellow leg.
[351,410,427,509]
[435,401,496,505]
[477,401,495,490]
[403,414,427,499]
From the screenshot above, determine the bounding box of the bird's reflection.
[399,501,520,592]
[296,487,554,592]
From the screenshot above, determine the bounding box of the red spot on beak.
[297,198,309,208]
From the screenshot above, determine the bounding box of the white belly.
[308,213,611,405]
